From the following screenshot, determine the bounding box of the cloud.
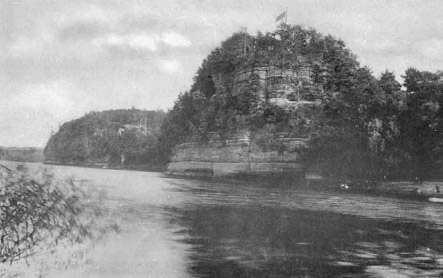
[127,34,158,51]
[157,59,183,74]
[93,33,157,52]
[161,32,192,47]
[93,31,191,53]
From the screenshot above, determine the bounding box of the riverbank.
[378,180,443,198]
[305,175,443,201]
[43,160,165,172]
[164,165,443,202]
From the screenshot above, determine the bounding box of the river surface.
[2,161,443,277]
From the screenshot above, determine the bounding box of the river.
[2,161,443,277]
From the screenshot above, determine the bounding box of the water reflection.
[164,178,443,277]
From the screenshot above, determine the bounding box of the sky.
[1,0,442,147]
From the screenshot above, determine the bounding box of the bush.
[0,164,94,264]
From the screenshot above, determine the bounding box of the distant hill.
[44,109,166,167]
[0,147,44,162]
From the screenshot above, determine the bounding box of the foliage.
[44,109,166,166]
[0,164,93,264]
[394,68,443,179]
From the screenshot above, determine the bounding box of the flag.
[276,10,286,22]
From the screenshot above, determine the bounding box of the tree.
[396,68,443,180]
[305,52,382,180]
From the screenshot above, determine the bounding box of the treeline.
[44,109,166,166]
[158,24,443,181]
[0,147,44,162]
[308,67,443,181]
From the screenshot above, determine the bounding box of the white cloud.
[158,60,183,74]
[128,34,158,52]
[93,31,191,52]
[93,33,155,51]
[105,33,126,45]
[161,32,192,47]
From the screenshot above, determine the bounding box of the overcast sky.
[1,0,442,147]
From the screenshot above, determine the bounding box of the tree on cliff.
[371,70,405,178]
[159,25,320,146]
[158,24,443,181]
[159,24,382,174]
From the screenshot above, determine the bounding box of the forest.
[44,109,166,167]
[158,24,443,181]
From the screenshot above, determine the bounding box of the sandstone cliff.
[166,133,307,177]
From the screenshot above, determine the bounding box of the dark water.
[2,161,443,277]
[165,179,443,278]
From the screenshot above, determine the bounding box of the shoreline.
[167,171,443,202]
[42,160,165,173]
[306,177,443,201]
[5,159,443,202]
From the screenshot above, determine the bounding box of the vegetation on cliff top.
[158,24,338,154]
[159,23,443,181]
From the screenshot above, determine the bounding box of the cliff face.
[166,62,318,177]
[163,26,329,178]
[166,135,306,177]
[167,63,319,177]
[215,64,319,110]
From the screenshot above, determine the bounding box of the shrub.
[0,164,94,264]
